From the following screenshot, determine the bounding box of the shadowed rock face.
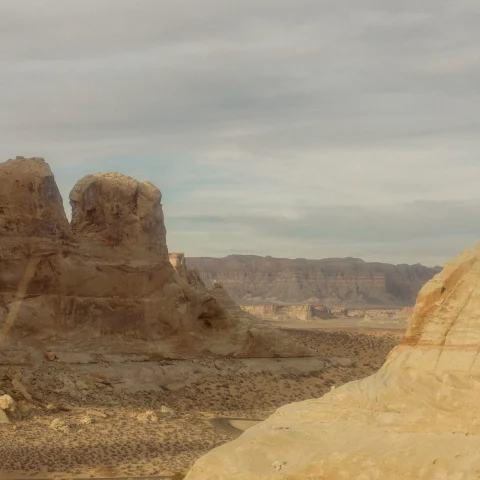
[0,157,308,358]
[185,243,480,479]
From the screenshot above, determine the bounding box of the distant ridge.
[188,254,441,307]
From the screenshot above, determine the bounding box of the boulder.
[185,243,480,479]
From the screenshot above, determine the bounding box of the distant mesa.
[187,255,441,307]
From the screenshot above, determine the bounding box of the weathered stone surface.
[188,255,441,307]
[185,243,480,479]
[70,172,167,257]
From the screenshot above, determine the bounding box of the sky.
[1,0,479,267]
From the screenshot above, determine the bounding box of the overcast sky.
[1,0,479,266]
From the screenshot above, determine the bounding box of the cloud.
[0,0,479,266]
[167,199,480,265]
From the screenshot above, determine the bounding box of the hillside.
[187,255,441,307]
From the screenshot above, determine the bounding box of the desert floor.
[0,322,403,479]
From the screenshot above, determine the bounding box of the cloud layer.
[1,0,479,266]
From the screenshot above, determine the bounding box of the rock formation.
[188,255,441,307]
[0,157,306,358]
[185,243,480,479]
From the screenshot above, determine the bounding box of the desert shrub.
[172,473,186,480]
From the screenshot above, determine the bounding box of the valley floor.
[0,327,402,479]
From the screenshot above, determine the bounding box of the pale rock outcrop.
[186,243,480,480]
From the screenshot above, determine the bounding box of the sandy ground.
[0,325,403,479]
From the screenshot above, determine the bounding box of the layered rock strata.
[188,255,441,307]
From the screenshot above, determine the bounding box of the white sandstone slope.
[186,243,480,480]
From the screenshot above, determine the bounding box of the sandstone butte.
[185,243,480,480]
[0,157,306,358]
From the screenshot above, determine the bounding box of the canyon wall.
[188,255,441,307]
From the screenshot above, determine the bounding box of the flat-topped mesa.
[0,157,70,238]
[69,172,167,258]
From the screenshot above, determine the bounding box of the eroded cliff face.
[188,255,441,307]
[185,243,480,480]
[0,158,306,358]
